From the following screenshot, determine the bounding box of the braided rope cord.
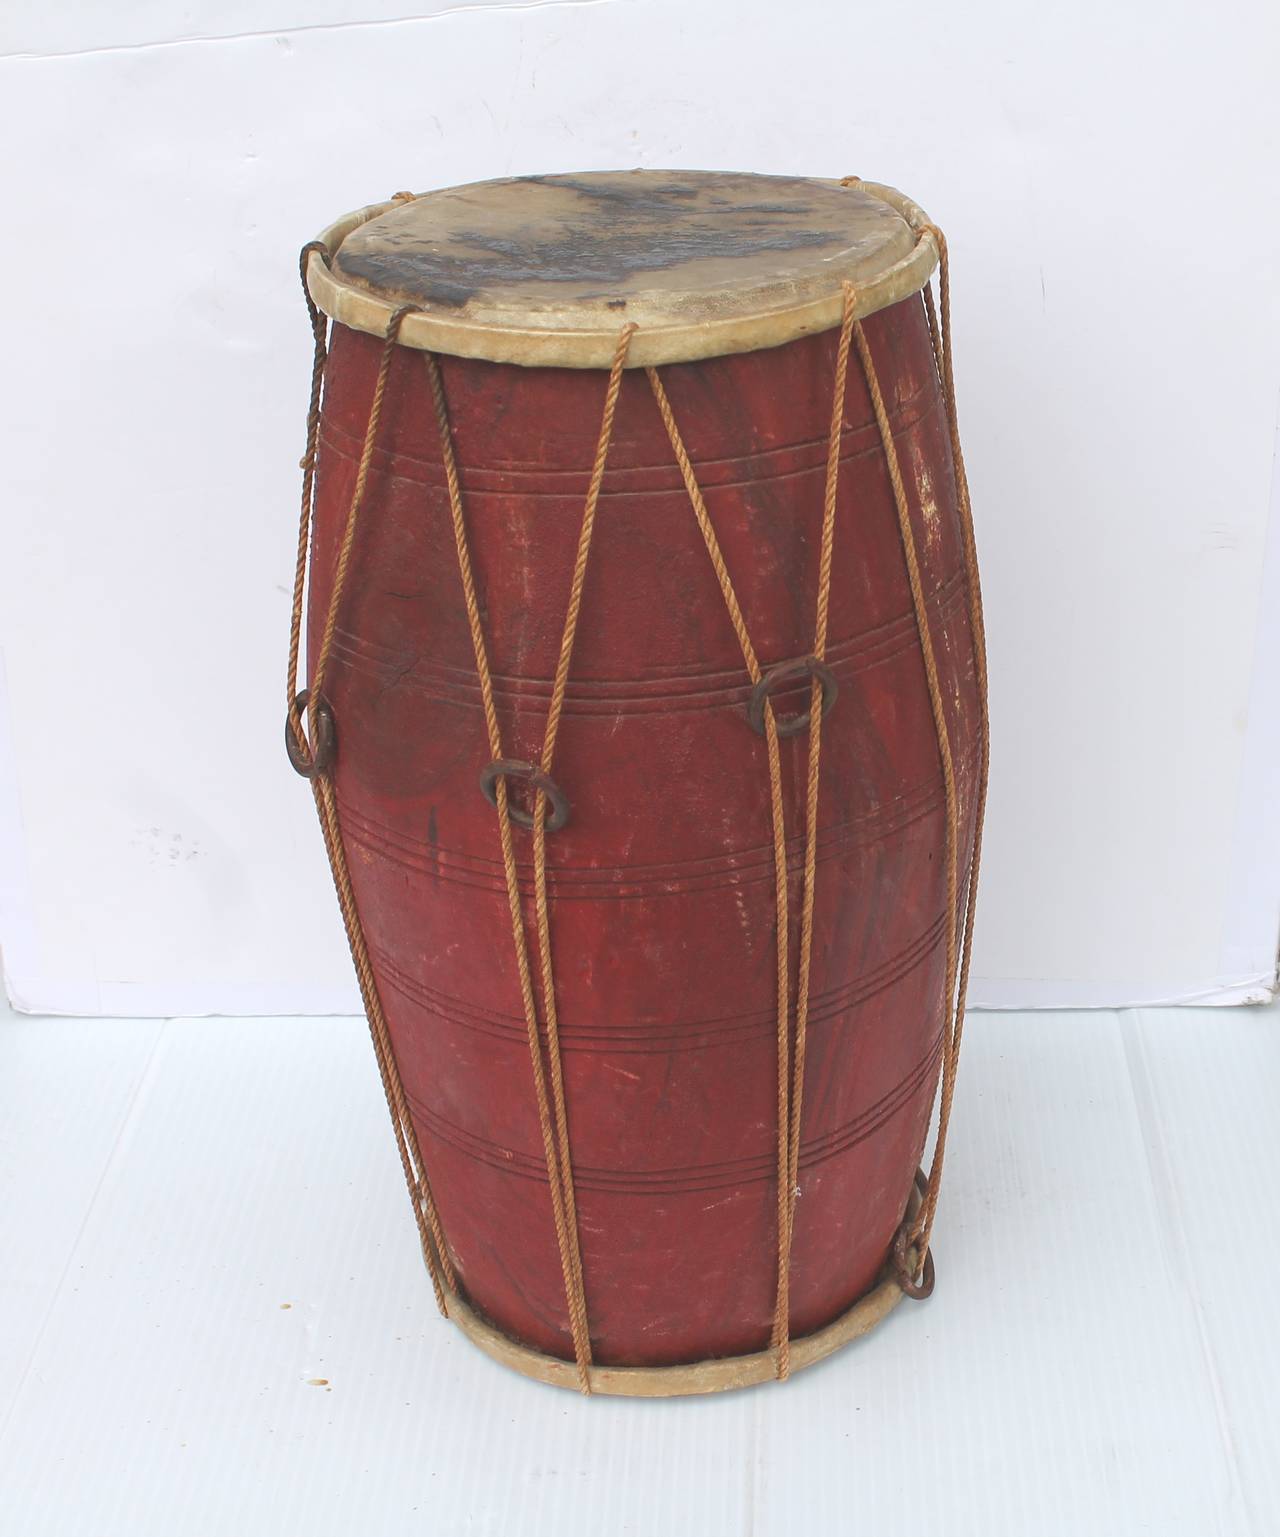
[424,327,636,1394]
[647,218,987,1334]
[897,228,991,1265]
[645,282,857,1378]
[285,243,331,757]
[645,366,794,1373]
[787,289,857,1259]
[531,326,638,1353]
[287,248,455,1313]
[853,312,960,1290]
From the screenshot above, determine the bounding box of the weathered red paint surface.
[307,296,981,1367]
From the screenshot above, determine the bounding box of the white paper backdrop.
[1,0,1277,1015]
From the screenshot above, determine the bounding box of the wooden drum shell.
[307,295,981,1369]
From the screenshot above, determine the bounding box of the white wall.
[1,0,1277,1016]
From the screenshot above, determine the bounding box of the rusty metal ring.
[479,758,571,833]
[286,690,336,779]
[890,1167,935,1299]
[746,656,839,738]
[892,1232,935,1300]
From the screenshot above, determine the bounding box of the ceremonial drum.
[286,171,988,1395]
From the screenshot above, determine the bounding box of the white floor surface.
[2,1002,1277,1536]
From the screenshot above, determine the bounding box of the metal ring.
[479,758,571,832]
[890,1167,935,1300]
[746,656,839,738]
[286,690,336,778]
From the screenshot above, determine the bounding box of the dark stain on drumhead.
[333,172,858,308]
[519,174,707,209]
[415,279,476,308]
[514,174,810,220]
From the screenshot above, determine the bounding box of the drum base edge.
[437,1187,924,1398]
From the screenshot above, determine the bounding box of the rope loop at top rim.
[302,179,939,370]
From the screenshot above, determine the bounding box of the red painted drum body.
[296,171,984,1383]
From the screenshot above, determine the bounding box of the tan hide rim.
[304,179,938,369]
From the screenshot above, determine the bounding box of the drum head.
[306,170,937,368]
